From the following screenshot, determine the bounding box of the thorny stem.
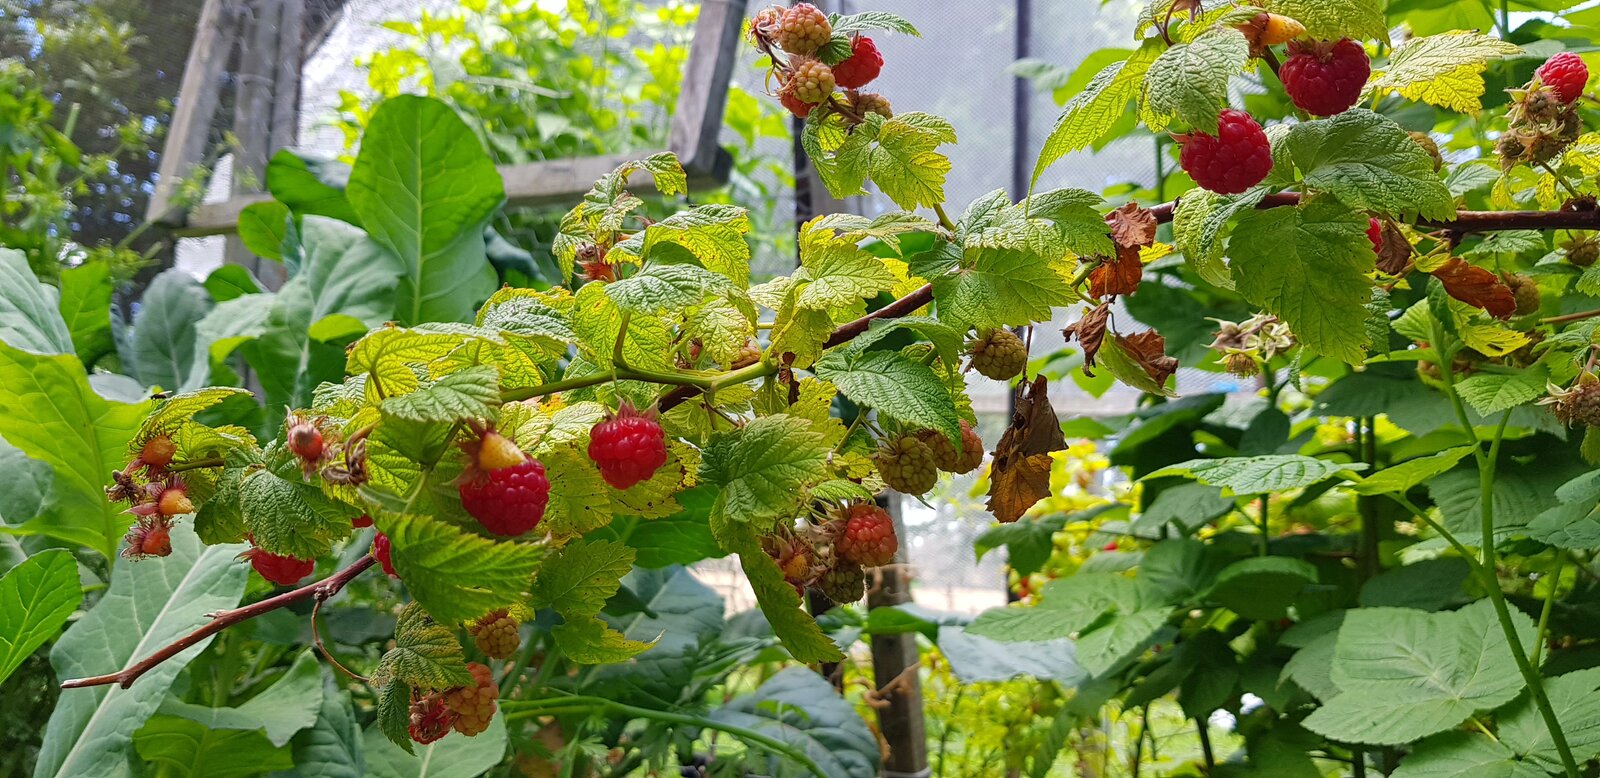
[61,555,378,689]
[1434,329,1580,777]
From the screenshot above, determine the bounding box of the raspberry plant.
[6,1,1600,775]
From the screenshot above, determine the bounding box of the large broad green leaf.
[931,246,1075,330]
[0,247,73,355]
[591,486,722,568]
[1301,600,1535,745]
[132,719,292,777]
[0,342,152,557]
[0,550,81,685]
[1140,28,1250,133]
[1207,557,1318,620]
[283,673,366,778]
[0,436,53,526]
[376,513,542,626]
[265,150,361,226]
[1365,32,1522,114]
[1348,447,1475,496]
[132,270,213,391]
[1285,110,1454,222]
[155,649,323,746]
[35,526,249,778]
[346,95,503,325]
[57,262,115,366]
[1390,733,1546,778]
[1228,196,1376,363]
[1359,558,1471,611]
[236,216,407,408]
[1499,668,1600,769]
[1147,455,1356,497]
[360,710,507,778]
[813,349,960,444]
[937,625,1086,684]
[709,667,880,778]
[584,566,731,708]
[237,201,291,263]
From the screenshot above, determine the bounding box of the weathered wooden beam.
[146,0,242,226]
[867,497,931,778]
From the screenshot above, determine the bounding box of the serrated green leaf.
[717,519,844,663]
[0,550,81,686]
[932,246,1074,330]
[1366,32,1521,113]
[869,116,955,210]
[829,10,919,35]
[1206,557,1318,620]
[239,470,357,559]
[1302,600,1534,745]
[795,241,897,311]
[1228,195,1376,363]
[1148,455,1357,496]
[1172,188,1265,290]
[530,538,634,620]
[1347,446,1475,495]
[553,614,655,664]
[698,415,830,526]
[375,513,543,624]
[372,602,471,692]
[1499,668,1600,769]
[1286,110,1455,221]
[1140,28,1250,133]
[814,349,960,443]
[1032,42,1159,188]
[374,678,412,755]
[1454,367,1548,416]
[1389,733,1544,778]
[1266,0,1387,40]
[605,260,737,314]
[538,449,615,539]
[380,365,501,423]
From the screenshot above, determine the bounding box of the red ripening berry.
[157,486,194,517]
[458,432,549,536]
[780,91,815,117]
[1366,218,1382,253]
[140,436,176,469]
[1279,38,1370,117]
[372,531,397,577]
[588,403,669,490]
[1537,52,1589,104]
[1178,109,1273,195]
[287,419,324,462]
[352,514,373,528]
[443,662,498,737]
[836,503,899,568]
[247,548,315,586]
[833,36,884,89]
[122,517,173,559]
[408,694,458,745]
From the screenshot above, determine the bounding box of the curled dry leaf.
[1117,330,1179,387]
[1064,303,1112,374]
[1374,219,1413,276]
[1089,245,1143,299]
[1431,257,1516,319]
[987,375,1068,523]
[1106,202,1158,249]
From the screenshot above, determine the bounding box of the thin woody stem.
[61,555,377,690]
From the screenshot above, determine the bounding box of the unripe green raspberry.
[815,563,867,605]
[1505,273,1540,315]
[876,435,939,495]
[775,3,831,55]
[967,328,1028,381]
[852,91,893,120]
[786,57,835,105]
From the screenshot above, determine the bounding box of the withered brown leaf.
[1374,219,1413,276]
[987,376,1068,523]
[1432,257,1516,320]
[1116,330,1179,387]
[1063,303,1111,375]
[1088,245,1143,299]
[1106,202,1158,248]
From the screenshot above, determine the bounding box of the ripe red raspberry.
[833,36,883,88]
[286,416,325,462]
[372,531,397,577]
[122,516,173,559]
[458,431,549,536]
[157,486,194,517]
[815,563,866,604]
[780,91,816,118]
[352,513,373,528]
[140,436,176,470]
[470,609,520,659]
[1537,52,1589,104]
[246,547,315,586]
[919,420,984,474]
[443,662,498,737]
[1279,39,1370,117]
[408,693,458,745]
[1178,109,1273,195]
[785,57,835,105]
[1366,218,1382,253]
[967,328,1028,381]
[776,3,831,55]
[876,435,939,495]
[836,503,898,567]
[587,403,668,490]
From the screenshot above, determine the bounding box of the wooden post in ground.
[867,496,930,778]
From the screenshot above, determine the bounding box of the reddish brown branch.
[61,554,377,690]
[1147,192,1600,233]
